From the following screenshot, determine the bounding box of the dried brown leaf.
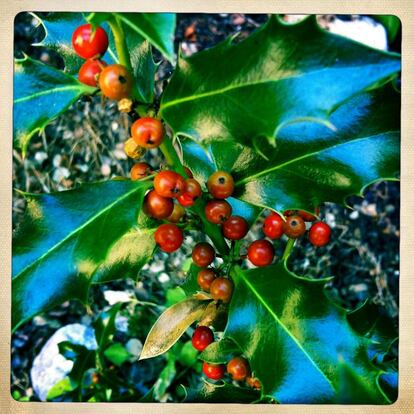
[139,296,211,360]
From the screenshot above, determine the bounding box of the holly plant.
[13,13,400,404]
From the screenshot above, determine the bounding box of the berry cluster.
[191,325,260,389]
[72,24,133,100]
[71,22,332,389]
[263,209,331,248]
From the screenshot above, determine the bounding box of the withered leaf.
[140,296,211,360]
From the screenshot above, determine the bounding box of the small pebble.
[349,210,359,220]
[101,164,111,176]
[158,273,170,283]
[34,151,48,164]
[52,154,62,167]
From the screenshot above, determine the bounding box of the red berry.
[298,210,317,222]
[309,222,331,247]
[283,209,296,217]
[154,170,186,199]
[131,117,164,149]
[167,203,185,223]
[227,357,250,381]
[143,190,174,219]
[263,212,284,239]
[192,243,215,267]
[72,24,108,59]
[207,171,234,199]
[192,326,214,351]
[184,178,202,199]
[177,192,195,207]
[283,215,306,239]
[202,362,225,380]
[130,162,152,180]
[154,223,183,253]
[247,240,275,267]
[205,200,232,224]
[99,64,133,100]
[177,178,202,207]
[78,59,107,86]
[197,269,216,292]
[210,277,233,303]
[222,216,248,240]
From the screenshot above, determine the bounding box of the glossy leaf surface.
[223,263,389,403]
[12,181,151,331]
[199,337,240,364]
[14,56,95,153]
[182,84,400,213]
[130,39,156,103]
[32,12,86,74]
[92,225,155,284]
[161,16,400,148]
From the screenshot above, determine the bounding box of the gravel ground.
[12,13,400,402]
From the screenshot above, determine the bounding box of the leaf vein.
[13,185,144,280]
[237,268,336,391]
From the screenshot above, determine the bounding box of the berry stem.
[158,135,229,255]
[108,16,139,100]
[282,238,296,262]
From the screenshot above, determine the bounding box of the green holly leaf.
[32,13,118,74]
[180,264,201,296]
[199,337,240,364]
[92,225,156,284]
[130,39,156,103]
[161,16,400,148]
[32,12,84,74]
[114,13,176,63]
[223,263,389,403]
[13,56,95,154]
[12,181,151,332]
[378,372,398,403]
[347,301,398,368]
[182,84,399,213]
[183,380,260,403]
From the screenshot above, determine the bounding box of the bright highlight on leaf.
[13,56,96,155]
[224,263,391,403]
[161,16,400,148]
[12,181,152,332]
